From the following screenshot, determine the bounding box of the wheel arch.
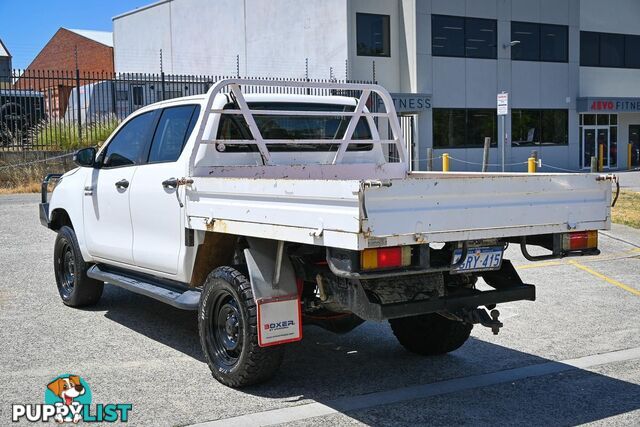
[50,208,73,231]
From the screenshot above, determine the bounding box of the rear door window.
[216,102,373,152]
[148,105,200,163]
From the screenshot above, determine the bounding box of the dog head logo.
[44,374,92,423]
[47,375,86,406]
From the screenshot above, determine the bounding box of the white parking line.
[190,346,640,427]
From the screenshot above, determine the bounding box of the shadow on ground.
[96,284,640,425]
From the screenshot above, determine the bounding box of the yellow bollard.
[598,144,604,172]
[629,144,633,170]
[442,153,450,172]
[528,157,536,173]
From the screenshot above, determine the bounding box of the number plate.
[451,246,503,274]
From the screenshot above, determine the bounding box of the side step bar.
[87,265,200,310]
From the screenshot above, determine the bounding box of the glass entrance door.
[582,126,610,169]
[630,125,640,167]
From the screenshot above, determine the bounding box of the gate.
[388,114,416,171]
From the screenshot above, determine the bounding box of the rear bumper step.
[380,284,536,320]
[87,265,200,310]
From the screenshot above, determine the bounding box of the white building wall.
[348,0,402,91]
[113,2,174,73]
[114,0,348,79]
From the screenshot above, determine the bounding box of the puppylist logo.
[12,374,132,423]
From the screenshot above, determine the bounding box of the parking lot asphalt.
[1,193,639,426]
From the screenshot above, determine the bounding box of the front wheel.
[198,266,284,387]
[389,313,472,355]
[53,226,103,307]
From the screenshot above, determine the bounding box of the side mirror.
[73,147,96,167]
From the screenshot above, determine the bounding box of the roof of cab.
[136,92,359,113]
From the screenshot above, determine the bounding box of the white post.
[501,114,505,172]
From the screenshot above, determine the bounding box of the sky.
[0,0,153,69]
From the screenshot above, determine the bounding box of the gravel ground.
[1,193,639,426]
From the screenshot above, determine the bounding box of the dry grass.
[0,161,72,194]
[611,190,640,229]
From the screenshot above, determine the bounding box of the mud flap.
[244,238,302,347]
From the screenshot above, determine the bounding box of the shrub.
[29,114,120,150]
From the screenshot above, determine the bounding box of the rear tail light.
[361,246,412,270]
[562,231,598,251]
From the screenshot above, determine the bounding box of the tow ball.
[460,308,503,335]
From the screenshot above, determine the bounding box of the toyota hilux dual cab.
[40,79,615,387]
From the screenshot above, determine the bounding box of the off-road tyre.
[198,266,285,387]
[53,226,103,307]
[389,313,472,355]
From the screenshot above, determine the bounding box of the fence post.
[161,71,166,101]
[426,148,433,171]
[598,143,604,171]
[110,79,117,115]
[528,157,536,173]
[628,144,632,170]
[442,153,450,172]
[482,137,490,172]
[75,68,82,144]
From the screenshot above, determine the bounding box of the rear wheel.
[53,226,103,307]
[198,266,284,387]
[389,313,472,355]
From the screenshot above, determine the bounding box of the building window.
[511,22,568,62]
[625,35,640,68]
[465,17,497,58]
[600,33,624,67]
[433,109,497,148]
[356,13,391,57]
[432,15,496,59]
[580,32,600,66]
[580,31,640,68]
[512,109,568,146]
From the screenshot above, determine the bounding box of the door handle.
[162,178,178,189]
[83,186,93,195]
[115,179,129,189]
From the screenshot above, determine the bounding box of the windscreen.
[215,102,373,152]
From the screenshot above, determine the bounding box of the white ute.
[40,79,616,387]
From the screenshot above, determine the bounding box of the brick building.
[15,28,114,117]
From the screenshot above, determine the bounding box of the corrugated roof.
[65,29,113,47]
[0,39,10,57]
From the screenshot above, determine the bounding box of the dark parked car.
[0,89,46,146]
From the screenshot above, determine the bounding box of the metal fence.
[0,69,376,151]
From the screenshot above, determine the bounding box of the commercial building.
[113,0,640,171]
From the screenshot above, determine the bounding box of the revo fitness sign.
[577,97,640,112]
[378,93,432,113]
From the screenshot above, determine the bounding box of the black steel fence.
[0,69,376,151]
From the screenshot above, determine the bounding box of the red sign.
[591,100,615,110]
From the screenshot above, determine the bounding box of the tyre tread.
[199,266,284,387]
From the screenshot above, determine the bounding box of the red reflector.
[562,231,598,251]
[377,247,402,268]
[567,232,588,250]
